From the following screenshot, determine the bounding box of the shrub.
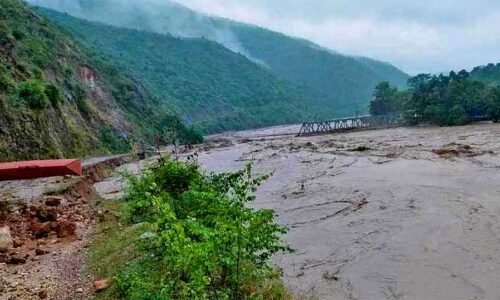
[0,75,16,94]
[12,28,25,40]
[44,83,63,107]
[119,158,291,299]
[99,127,132,155]
[18,80,50,109]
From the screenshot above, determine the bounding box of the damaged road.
[0,155,131,300]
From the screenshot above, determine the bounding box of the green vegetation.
[470,63,500,87]
[369,67,500,126]
[44,83,63,107]
[91,158,291,299]
[18,80,50,109]
[36,8,322,133]
[98,127,132,155]
[232,25,409,116]
[0,0,202,161]
[35,2,409,132]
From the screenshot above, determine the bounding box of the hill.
[28,0,409,118]
[0,0,197,161]
[36,8,322,133]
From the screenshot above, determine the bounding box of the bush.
[99,127,132,155]
[44,83,63,107]
[18,80,50,109]
[0,75,16,94]
[119,158,291,299]
[12,28,25,40]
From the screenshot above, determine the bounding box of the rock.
[140,231,156,239]
[0,226,13,252]
[25,239,37,250]
[322,270,340,281]
[35,248,49,256]
[56,221,76,238]
[38,289,48,299]
[7,255,26,265]
[93,279,108,292]
[350,145,373,152]
[44,196,64,207]
[12,238,24,248]
[432,148,459,156]
[30,206,58,222]
[76,288,83,293]
[29,222,52,239]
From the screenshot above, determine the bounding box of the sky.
[175,0,500,74]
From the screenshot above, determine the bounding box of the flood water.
[198,123,500,300]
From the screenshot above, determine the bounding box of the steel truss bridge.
[297,114,405,137]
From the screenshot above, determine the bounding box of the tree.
[369,82,399,115]
[488,87,500,123]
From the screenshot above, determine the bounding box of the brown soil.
[0,155,131,300]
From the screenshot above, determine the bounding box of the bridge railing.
[297,114,405,136]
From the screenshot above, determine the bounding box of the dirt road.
[199,123,500,300]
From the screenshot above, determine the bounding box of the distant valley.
[29,0,409,132]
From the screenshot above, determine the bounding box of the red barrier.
[0,159,82,181]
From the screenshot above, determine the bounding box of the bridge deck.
[297,114,404,136]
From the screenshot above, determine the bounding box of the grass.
[86,199,151,299]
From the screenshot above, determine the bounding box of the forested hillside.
[369,65,500,126]
[231,24,409,114]
[28,0,409,119]
[0,0,198,161]
[37,8,322,133]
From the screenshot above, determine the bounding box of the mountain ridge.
[28,0,409,118]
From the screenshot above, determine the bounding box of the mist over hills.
[36,7,325,133]
[28,0,409,119]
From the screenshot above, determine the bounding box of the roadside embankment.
[0,154,132,300]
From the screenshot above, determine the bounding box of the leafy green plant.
[44,83,63,107]
[118,158,291,299]
[18,80,50,109]
[0,75,16,94]
[99,127,132,154]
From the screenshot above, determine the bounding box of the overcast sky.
[175,0,500,74]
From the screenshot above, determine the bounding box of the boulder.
[0,226,13,252]
[30,206,58,222]
[56,221,76,238]
[93,279,108,292]
[38,289,48,299]
[35,248,50,256]
[44,196,65,207]
[29,222,52,239]
[7,255,27,265]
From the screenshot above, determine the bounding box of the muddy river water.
[198,123,500,300]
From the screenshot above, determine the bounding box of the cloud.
[177,0,500,74]
[28,0,500,74]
